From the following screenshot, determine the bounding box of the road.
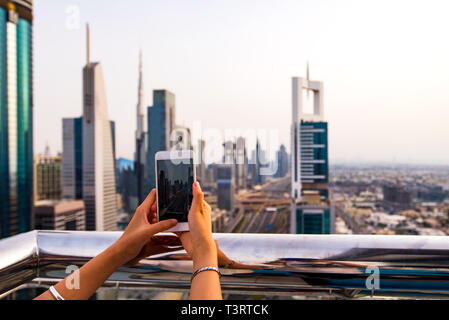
[228,177,291,234]
[335,205,362,234]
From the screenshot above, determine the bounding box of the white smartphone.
[155,150,195,232]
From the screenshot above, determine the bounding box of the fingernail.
[195,181,202,191]
[170,219,178,226]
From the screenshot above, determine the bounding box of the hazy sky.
[34,0,449,164]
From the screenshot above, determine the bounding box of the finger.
[191,181,204,210]
[140,189,157,213]
[202,201,211,212]
[147,219,178,235]
[148,206,157,223]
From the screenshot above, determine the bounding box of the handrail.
[1,230,449,299]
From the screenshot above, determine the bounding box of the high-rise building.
[82,25,117,231]
[34,200,85,231]
[196,139,206,184]
[274,144,289,178]
[383,181,413,213]
[61,25,117,231]
[235,137,247,190]
[290,74,334,234]
[33,153,62,203]
[116,157,138,213]
[250,140,266,186]
[134,50,146,203]
[146,90,176,192]
[215,164,235,212]
[0,1,33,239]
[62,117,83,200]
[63,117,115,201]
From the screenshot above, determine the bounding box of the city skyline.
[34,0,449,165]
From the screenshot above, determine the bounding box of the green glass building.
[295,207,332,234]
[145,90,175,194]
[0,1,33,239]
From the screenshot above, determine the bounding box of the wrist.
[105,242,128,268]
[192,241,218,270]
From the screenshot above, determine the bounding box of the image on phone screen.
[157,159,194,223]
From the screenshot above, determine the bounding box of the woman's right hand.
[187,182,217,267]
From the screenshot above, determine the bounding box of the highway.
[335,205,362,234]
[230,176,291,234]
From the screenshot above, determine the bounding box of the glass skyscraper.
[145,90,175,193]
[0,1,33,239]
[291,76,335,234]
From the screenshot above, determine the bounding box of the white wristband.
[49,286,65,300]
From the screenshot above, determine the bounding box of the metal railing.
[1,230,449,299]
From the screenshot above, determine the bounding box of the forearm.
[35,244,125,300]
[190,244,222,300]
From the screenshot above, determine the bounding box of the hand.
[112,189,182,266]
[177,233,230,267]
[184,182,217,264]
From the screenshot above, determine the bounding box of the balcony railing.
[1,230,449,299]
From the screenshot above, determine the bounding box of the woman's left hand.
[112,189,182,266]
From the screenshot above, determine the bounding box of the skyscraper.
[146,90,175,192]
[216,164,235,212]
[62,117,83,200]
[0,1,33,239]
[134,50,146,203]
[82,25,117,231]
[33,153,62,203]
[61,25,117,231]
[116,157,137,213]
[250,139,266,186]
[196,139,206,184]
[275,144,289,178]
[235,137,247,190]
[290,74,334,234]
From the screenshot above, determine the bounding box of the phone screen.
[157,158,194,223]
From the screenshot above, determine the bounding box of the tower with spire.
[62,24,118,231]
[134,50,147,204]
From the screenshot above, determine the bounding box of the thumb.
[147,219,178,235]
[191,181,204,209]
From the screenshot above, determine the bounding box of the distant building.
[250,140,266,186]
[34,154,62,203]
[216,164,235,211]
[0,1,34,239]
[294,192,334,234]
[290,75,334,234]
[235,137,247,190]
[134,50,147,204]
[61,25,117,231]
[62,117,83,200]
[196,139,206,185]
[34,200,85,231]
[146,90,176,192]
[275,144,289,178]
[211,209,227,232]
[116,158,138,213]
[383,182,413,212]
